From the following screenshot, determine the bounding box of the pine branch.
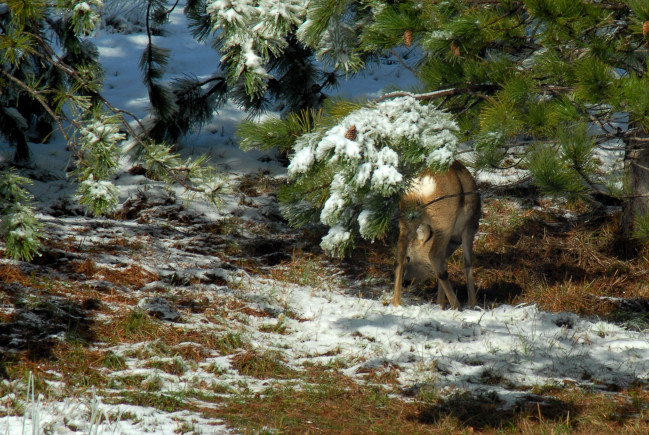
[375,84,500,103]
[5,34,223,202]
[0,66,76,155]
[389,49,418,77]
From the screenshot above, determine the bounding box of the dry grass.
[267,252,331,288]
[237,171,279,197]
[230,349,297,380]
[207,367,426,434]
[0,264,31,286]
[203,364,649,434]
[447,198,649,318]
[73,259,158,288]
[413,386,649,434]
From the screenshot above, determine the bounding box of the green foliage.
[359,2,423,51]
[527,124,597,199]
[139,1,177,122]
[277,161,333,229]
[473,131,507,169]
[528,144,580,197]
[625,0,649,20]
[573,56,614,103]
[558,124,597,178]
[527,143,588,199]
[6,0,46,22]
[72,115,123,216]
[59,0,103,35]
[238,108,325,153]
[296,0,346,48]
[618,74,649,131]
[632,212,649,244]
[480,98,524,137]
[0,169,41,260]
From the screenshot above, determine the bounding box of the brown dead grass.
[266,252,330,287]
[206,367,426,434]
[230,349,297,380]
[73,259,158,288]
[415,386,649,434]
[203,364,649,434]
[0,264,31,286]
[237,172,279,197]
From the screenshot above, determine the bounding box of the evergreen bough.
[0,170,41,261]
[284,96,459,257]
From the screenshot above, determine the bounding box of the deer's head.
[403,222,434,286]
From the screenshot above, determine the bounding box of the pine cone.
[450,42,461,57]
[345,125,357,141]
[404,29,413,47]
[643,21,649,37]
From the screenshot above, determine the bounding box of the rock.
[138,296,182,322]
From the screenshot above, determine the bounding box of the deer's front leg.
[436,281,447,307]
[393,220,411,306]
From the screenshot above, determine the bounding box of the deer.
[393,161,481,309]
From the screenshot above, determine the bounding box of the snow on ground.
[2,197,649,433]
[1,1,648,434]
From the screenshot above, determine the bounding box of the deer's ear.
[415,224,432,244]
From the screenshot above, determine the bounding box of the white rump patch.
[408,175,437,199]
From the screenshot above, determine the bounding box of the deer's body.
[393,161,480,309]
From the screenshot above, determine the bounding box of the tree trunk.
[620,133,649,257]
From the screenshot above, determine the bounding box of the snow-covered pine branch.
[0,170,42,261]
[286,96,459,257]
[74,116,125,216]
[206,0,308,97]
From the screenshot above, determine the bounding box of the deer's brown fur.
[393,161,480,309]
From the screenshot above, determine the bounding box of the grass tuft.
[230,350,297,380]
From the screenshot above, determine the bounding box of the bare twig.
[0,67,82,160]
[389,49,418,77]
[376,84,499,103]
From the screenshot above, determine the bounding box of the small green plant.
[230,350,297,380]
[143,374,164,392]
[632,212,649,245]
[146,356,189,376]
[269,255,328,288]
[104,310,163,343]
[103,351,126,370]
[259,315,290,335]
[214,331,250,356]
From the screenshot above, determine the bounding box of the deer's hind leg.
[429,231,461,310]
[462,222,478,308]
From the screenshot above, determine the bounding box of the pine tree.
[0,0,228,260]
[238,0,649,257]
